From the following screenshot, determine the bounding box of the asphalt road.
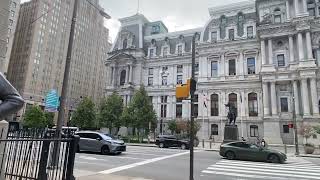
[74,146,320,180]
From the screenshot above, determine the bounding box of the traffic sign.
[45,89,60,112]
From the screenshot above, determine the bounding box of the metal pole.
[189,32,197,180]
[202,93,205,148]
[292,83,299,155]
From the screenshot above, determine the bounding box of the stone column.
[294,0,299,16]
[261,40,266,65]
[293,81,300,116]
[302,0,308,14]
[268,39,273,65]
[289,35,294,62]
[125,66,129,84]
[310,78,319,115]
[220,54,225,77]
[240,91,245,117]
[286,0,290,20]
[301,78,311,116]
[270,82,277,116]
[239,51,244,75]
[297,32,304,61]
[306,31,313,59]
[129,65,133,83]
[262,82,270,116]
[112,67,116,86]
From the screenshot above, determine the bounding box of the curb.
[296,154,320,158]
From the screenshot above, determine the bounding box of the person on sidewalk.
[261,138,267,148]
[0,72,24,119]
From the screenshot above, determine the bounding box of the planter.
[304,145,315,154]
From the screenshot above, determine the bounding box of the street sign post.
[45,89,59,112]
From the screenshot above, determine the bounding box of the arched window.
[250,125,259,137]
[120,70,126,85]
[211,124,218,136]
[220,16,227,39]
[274,8,281,23]
[248,93,258,116]
[123,39,127,49]
[307,0,316,16]
[211,94,219,116]
[237,13,244,37]
[228,93,237,113]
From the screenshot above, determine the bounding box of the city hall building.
[106,0,320,144]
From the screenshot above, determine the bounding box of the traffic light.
[175,78,197,99]
[288,123,294,128]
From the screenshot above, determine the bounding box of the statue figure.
[225,102,237,125]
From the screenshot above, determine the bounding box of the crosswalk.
[202,158,320,180]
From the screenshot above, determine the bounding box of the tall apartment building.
[2,0,21,75]
[7,0,110,123]
[0,0,11,72]
[107,0,320,144]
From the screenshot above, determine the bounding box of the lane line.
[206,167,320,179]
[99,151,199,175]
[202,170,290,180]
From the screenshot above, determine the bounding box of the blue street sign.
[45,89,60,112]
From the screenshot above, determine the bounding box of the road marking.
[99,151,199,175]
[202,170,288,180]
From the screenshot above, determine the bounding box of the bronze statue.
[225,102,237,125]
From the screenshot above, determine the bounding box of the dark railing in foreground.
[0,128,79,180]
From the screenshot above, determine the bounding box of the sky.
[21,0,247,43]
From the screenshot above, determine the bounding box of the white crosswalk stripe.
[202,159,320,180]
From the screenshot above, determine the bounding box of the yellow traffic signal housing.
[176,79,191,99]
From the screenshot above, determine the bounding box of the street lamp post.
[292,82,299,155]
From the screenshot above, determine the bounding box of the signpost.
[45,89,59,112]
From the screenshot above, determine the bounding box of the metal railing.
[0,128,79,180]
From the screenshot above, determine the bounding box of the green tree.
[168,120,177,134]
[71,97,97,130]
[44,112,55,128]
[23,106,48,128]
[124,86,157,140]
[99,93,123,134]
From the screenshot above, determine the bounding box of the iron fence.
[0,128,79,180]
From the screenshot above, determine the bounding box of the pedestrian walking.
[0,72,24,119]
[261,138,266,147]
[241,137,246,141]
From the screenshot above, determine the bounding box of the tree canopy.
[23,106,48,128]
[71,97,97,130]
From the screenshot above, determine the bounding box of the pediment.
[108,52,136,61]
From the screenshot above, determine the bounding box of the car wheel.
[101,146,110,155]
[225,151,235,160]
[181,144,187,150]
[159,143,165,148]
[268,154,280,163]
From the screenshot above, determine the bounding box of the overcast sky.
[21,0,247,42]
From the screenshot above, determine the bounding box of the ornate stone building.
[106,0,320,144]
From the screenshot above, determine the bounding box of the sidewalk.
[77,174,151,180]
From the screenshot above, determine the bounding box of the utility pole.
[292,81,299,155]
[189,32,198,180]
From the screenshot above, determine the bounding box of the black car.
[155,135,189,149]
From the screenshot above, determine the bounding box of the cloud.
[104,18,121,43]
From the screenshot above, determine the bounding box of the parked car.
[219,141,287,163]
[75,131,126,155]
[155,135,190,149]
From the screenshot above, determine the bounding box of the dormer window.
[177,45,183,56]
[274,8,281,23]
[151,25,160,34]
[123,39,127,49]
[149,48,155,57]
[307,0,316,16]
[211,31,217,42]
[247,26,253,39]
[162,46,168,57]
[229,29,235,41]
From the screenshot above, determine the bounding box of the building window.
[229,93,238,113]
[162,66,168,72]
[177,45,182,56]
[250,125,259,137]
[9,19,13,26]
[211,124,218,135]
[161,96,168,103]
[247,58,255,74]
[280,97,288,112]
[177,65,183,73]
[248,93,258,116]
[162,76,167,85]
[123,39,127,49]
[307,0,316,16]
[277,54,285,67]
[149,49,154,57]
[161,96,167,118]
[120,70,126,86]
[148,77,153,86]
[176,98,182,118]
[163,47,168,57]
[274,8,281,23]
[247,26,253,38]
[211,61,218,77]
[229,29,235,40]
[177,75,183,84]
[211,94,219,116]
[283,125,289,133]
[211,31,217,42]
[151,25,160,34]
[148,68,153,75]
[229,59,236,75]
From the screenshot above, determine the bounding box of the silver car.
[76,131,126,155]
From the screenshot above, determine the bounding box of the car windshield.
[104,134,116,139]
[100,134,113,140]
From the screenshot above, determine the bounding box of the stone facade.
[106,0,320,144]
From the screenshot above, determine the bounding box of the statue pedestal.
[223,125,239,143]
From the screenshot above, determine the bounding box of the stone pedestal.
[223,125,239,143]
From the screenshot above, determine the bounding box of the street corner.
[76,173,153,180]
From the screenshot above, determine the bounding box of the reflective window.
[120,70,126,85]
[247,26,253,38]
[250,125,259,137]
[211,61,218,77]
[211,94,219,116]
[229,59,236,75]
[280,97,288,112]
[247,58,255,74]
[248,93,258,116]
[211,124,218,135]
[277,54,285,67]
